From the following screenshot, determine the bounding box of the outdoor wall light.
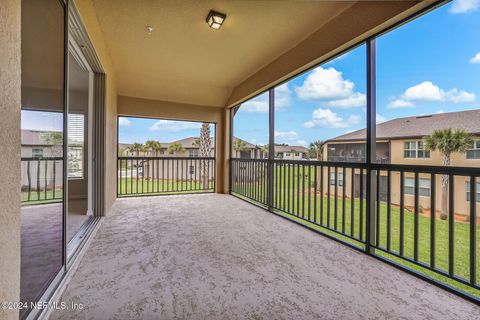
[206,10,226,30]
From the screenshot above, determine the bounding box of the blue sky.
[234,0,480,147]
[22,1,480,147]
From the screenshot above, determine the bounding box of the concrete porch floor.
[51,194,478,320]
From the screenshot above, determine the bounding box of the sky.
[21,0,480,148]
[234,0,480,147]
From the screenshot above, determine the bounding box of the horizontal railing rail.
[230,157,480,300]
[21,157,63,204]
[117,156,215,197]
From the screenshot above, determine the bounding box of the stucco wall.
[118,96,227,193]
[0,1,21,319]
[75,0,118,214]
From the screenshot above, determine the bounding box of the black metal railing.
[21,157,63,204]
[117,157,215,197]
[231,158,480,300]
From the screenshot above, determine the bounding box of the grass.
[117,178,214,196]
[21,189,63,206]
[231,164,480,298]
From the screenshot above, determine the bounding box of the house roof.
[275,145,308,153]
[328,109,480,142]
[120,136,258,151]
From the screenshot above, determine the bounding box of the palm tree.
[168,142,186,155]
[425,128,473,220]
[129,142,144,156]
[232,139,247,158]
[199,123,212,188]
[308,140,324,160]
[144,140,162,156]
[41,131,63,157]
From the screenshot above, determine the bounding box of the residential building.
[275,145,308,160]
[323,110,480,220]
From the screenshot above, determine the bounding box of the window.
[32,147,43,158]
[466,140,480,159]
[295,153,299,156]
[404,177,430,197]
[466,182,480,202]
[330,171,344,186]
[189,149,199,158]
[68,146,83,178]
[68,113,85,178]
[285,153,291,156]
[404,141,430,159]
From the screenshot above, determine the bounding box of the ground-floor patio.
[51,194,478,319]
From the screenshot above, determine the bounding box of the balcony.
[50,194,478,319]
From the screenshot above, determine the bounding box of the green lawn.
[21,189,63,206]
[232,164,480,298]
[117,178,214,196]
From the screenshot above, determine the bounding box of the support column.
[267,88,275,211]
[366,38,377,254]
[0,1,21,319]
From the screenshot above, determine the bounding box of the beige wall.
[0,1,21,319]
[75,0,118,214]
[118,96,227,193]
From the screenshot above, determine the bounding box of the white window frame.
[404,177,431,197]
[32,147,44,158]
[329,171,344,186]
[404,140,430,159]
[466,181,480,203]
[466,140,480,160]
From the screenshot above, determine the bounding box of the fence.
[231,158,480,300]
[21,157,63,204]
[117,157,215,196]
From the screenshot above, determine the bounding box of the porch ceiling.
[51,194,478,319]
[89,0,438,107]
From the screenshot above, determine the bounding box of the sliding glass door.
[20,0,66,316]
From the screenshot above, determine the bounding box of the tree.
[199,123,212,188]
[144,140,162,156]
[308,140,324,160]
[168,142,185,155]
[41,131,63,157]
[425,128,473,220]
[129,142,144,156]
[261,144,269,159]
[232,139,247,158]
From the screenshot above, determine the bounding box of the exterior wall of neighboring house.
[322,137,480,219]
[278,151,306,160]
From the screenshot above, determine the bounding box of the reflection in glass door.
[20,0,65,316]
[67,46,94,254]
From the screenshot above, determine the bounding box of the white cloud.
[403,81,445,101]
[296,67,354,101]
[296,140,308,147]
[240,83,292,113]
[387,99,414,108]
[449,0,480,14]
[149,120,202,132]
[295,67,365,108]
[436,110,445,114]
[376,114,387,124]
[325,92,366,108]
[303,108,360,129]
[274,130,298,140]
[118,117,132,126]
[445,88,476,103]
[470,52,480,64]
[388,81,476,108]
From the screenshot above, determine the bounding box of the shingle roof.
[329,109,480,142]
[275,145,308,153]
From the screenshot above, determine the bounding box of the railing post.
[366,38,377,254]
[267,88,275,211]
